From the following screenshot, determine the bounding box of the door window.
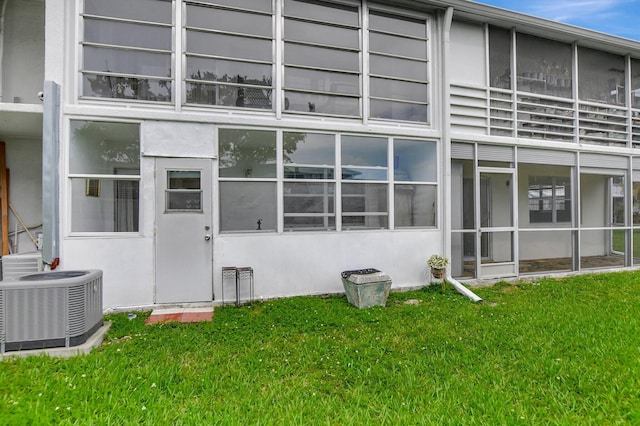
[165,170,202,212]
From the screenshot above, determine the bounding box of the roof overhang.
[377,0,640,57]
[0,105,43,140]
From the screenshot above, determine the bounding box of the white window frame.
[67,118,142,236]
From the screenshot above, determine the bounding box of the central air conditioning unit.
[1,253,43,280]
[0,270,103,354]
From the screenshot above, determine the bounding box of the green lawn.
[612,228,640,255]
[2,273,640,425]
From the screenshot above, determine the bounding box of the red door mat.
[145,307,213,325]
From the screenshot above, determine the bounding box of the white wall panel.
[213,230,442,302]
[449,20,486,87]
[63,237,154,309]
[142,121,216,158]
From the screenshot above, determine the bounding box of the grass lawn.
[612,228,640,255]
[2,273,640,425]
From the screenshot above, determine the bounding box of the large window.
[516,34,572,98]
[69,121,140,232]
[218,129,277,232]
[219,129,438,233]
[394,139,437,227]
[282,0,361,116]
[368,10,429,122]
[341,136,388,229]
[283,133,336,231]
[81,0,173,101]
[184,0,274,108]
[528,176,571,223]
[578,47,626,106]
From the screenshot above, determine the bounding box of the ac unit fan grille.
[68,285,86,336]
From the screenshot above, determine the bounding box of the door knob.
[204,234,211,241]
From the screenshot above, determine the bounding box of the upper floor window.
[78,0,434,125]
[368,10,429,122]
[516,34,572,99]
[632,58,640,109]
[578,47,626,106]
[489,26,511,90]
[69,121,141,232]
[184,0,274,109]
[81,0,173,102]
[283,0,361,116]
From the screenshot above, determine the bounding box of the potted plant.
[427,255,449,292]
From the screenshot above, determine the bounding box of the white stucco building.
[1,0,640,310]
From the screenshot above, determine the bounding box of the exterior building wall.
[214,231,440,301]
[1,0,44,104]
[37,0,640,309]
[60,114,444,308]
[51,0,447,309]
[63,237,154,308]
[62,155,156,308]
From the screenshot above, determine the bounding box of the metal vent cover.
[68,285,86,337]
[5,286,66,342]
[1,253,43,280]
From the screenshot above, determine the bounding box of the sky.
[473,0,640,41]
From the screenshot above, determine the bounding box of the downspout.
[440,8,482,304]
[446,275,483,303]
[441,7,453,264]
[42,81,60,269]
[0,0,7,102]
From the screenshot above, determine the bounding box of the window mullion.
[551,177,557,223]
[275,0,283,118]
[336,134,343,232]
[175,0,183,110]
[388,137,394,229]
[277,130,284,233]
[362,1,369,125]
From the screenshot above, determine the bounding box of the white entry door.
[155,158,213,303]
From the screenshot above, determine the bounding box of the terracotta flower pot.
[430,268,445,279]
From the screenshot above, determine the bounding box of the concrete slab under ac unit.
[0,322,111,360]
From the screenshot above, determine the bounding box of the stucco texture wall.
[1,0,45,104]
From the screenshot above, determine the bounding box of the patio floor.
[456,254,630,279]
